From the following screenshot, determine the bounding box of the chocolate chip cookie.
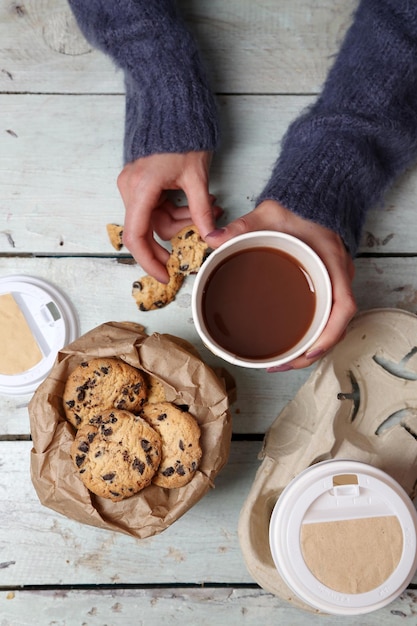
[170,225,210,274]
[141,401,202,488]
[63,357,147,429]
[70,409,162,501]
[132,254,184,312]
[106,223,124,251]
[144,373,167,404]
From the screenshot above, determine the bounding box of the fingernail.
[206,228,226,238]
[267,364,293,373]
[306,348,324,360]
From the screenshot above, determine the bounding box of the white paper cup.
[191,231,332,368]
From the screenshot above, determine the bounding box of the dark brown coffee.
[202,247,316,360]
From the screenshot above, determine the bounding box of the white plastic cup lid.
[0,275,79,395]
[269,459,417,615]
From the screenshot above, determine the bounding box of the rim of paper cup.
[191,231,332,368]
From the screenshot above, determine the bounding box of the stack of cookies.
[63,357,202,501]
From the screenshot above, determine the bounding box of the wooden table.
[1,1,416,623]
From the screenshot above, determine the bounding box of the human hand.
[117,151,218,283]
[206,200,357,370]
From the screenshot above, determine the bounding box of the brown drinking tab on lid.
[0,293,43,375]
[301,515,403,594]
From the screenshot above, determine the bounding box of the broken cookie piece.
[106,224,124,251]
[131,224,211,311]
[170,225,210,275]
[132,259,184,311]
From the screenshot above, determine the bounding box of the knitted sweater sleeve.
[67,0,219,163]
[257,0,417,255]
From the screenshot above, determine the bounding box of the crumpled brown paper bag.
[28,321,233,539]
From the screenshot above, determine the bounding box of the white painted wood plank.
[0,440,256,586]
[1,588,415,626]
[1,256,417,437]
[1,94,416,256]
[0,0,356,95]
[0,441,416,624]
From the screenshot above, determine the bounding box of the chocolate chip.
[66,400,75,408]
[153,300,165,308]
[101,367,109,374]
[141,439,152,452]
[162,466,175,477]
[102,427,113,436]
[78,441,89,453]
[102,472,116,481]
[110,491,120,497]
[75,454,85,467]
[81,362,89,368]
[179,264,189,272]
[157,413,167,421]
[77,389,85,402]
[133,281,143,290]
[87,432,97,443]
[184,229,195,239]
[139,303,148,312]
[176,464,186,476]
[132,457,145,475]
[179,440,185,451]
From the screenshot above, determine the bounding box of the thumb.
[185,185,217,240]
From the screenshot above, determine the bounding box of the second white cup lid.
[0,274,79,396]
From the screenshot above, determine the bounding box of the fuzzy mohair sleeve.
[67,0,219,163]
[257,0,417,255]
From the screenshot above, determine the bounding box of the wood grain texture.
[1,588,416,626]
[0,441,257,586]
[1,94,416,256]
[0,440,416,623]
[0,0,356,95]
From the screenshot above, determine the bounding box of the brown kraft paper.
[28,321,233,539]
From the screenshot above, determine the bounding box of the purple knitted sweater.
[68,0,417,255]
[67,0,219,160]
